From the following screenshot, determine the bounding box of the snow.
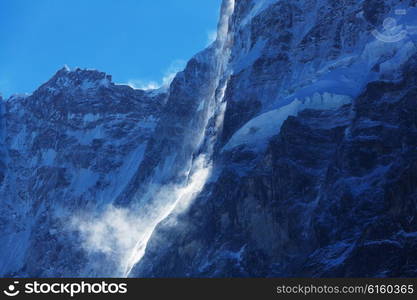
[316,241,355,270]
[10,125,27,150]
[138,116,157,129]
[224,93,352,151]
[41,149,57,166]
[67,125,104,145]
[398,231,417,238]
[362,6,417,72]
[6,94,31,101]
[3,0,417,278]
[337,164,391,198]
[99,78,110,88]
[241,0,279,26]
[364,240,402,248]
[97,143,147,206]
[69,168,100,196]
[83,113,99,123]
[0,230,31,275]
[223,3,417,153]
[233,39,267,73]
[379,41,416,74]
[80,78,110,91]
[100,0,237,277]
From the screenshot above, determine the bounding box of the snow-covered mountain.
[1,0,417,277]
[0,68,166,276]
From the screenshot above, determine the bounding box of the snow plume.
[161,59,186,87]
[123,154,213,277]
[71,206,143,275]
[73,0,234,278]
[216,0,235,47]
[126,79,159,90]
[207,30,218,46]
[120,0,235,277]
[125,59,186,91]
[72,154,212,277]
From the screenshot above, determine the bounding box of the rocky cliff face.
[0,68,166,276]
[1,0,417,277]
[132,0,417,277]
[133,56,417,277]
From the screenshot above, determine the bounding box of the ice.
[70,168,100,197]
[41,149,57,166]
[224,93,352,151]
[241,0,279,26]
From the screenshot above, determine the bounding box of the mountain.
[0,68,166,276]
[1,0,417,277]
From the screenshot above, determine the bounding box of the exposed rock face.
[134,56,417,277]
[0,68,166,276]
[131,0,417,277]
[1,0,417,277]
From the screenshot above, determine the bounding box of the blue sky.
[0,0,222,97]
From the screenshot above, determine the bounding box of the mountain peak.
[54,67,112,84]
[38,67,113,94]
